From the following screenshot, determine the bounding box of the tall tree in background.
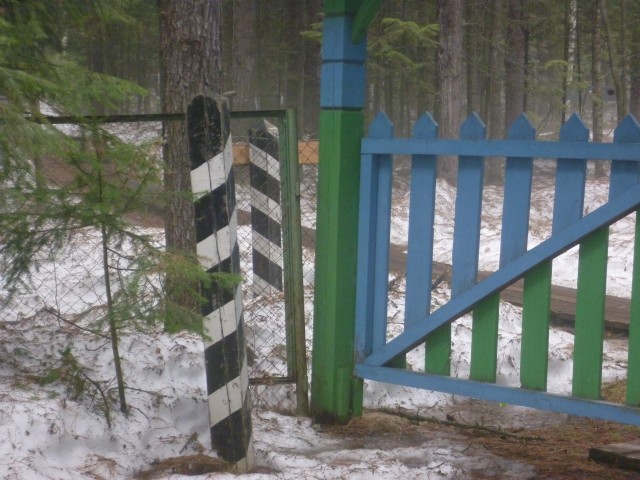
[160,0,222,313]
[231,0,258,110]
[599,0,627,123]
[630,4,640,120]
[486,0,504,139]
[592,0,603,144]
[436,0,464,184]
[485,0,505,185]
[505,0,527,128]
[300,0,322,136]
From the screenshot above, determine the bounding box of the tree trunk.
[437,0,464,184]
[159,0,222,313]
[592,0,603,144]
[486,0,504,185]
[302,0,321,136]
[599,0,627,122]
[505,0,526,129]
[231,0,258,111]
[592,0,606,177]
[630,7,640,119]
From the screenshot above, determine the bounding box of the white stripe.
[202,284,243,348]
[190,160,214,198]
[208,359,249,426]
[196,211,238,270]
[252,276,282,296]
[191,136,233,196]
[206,150,228,192]
[203,300,237,348]
[249,145,280,181]
[250,190,282,223]
[251,230,283,265]
[234,284,244,326]
[192,136,234,195]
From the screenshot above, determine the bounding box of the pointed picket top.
[368,111,394,138]
[614,114,640,143]
[412,112,438,139]
[559,113,589,142]
[460,112,486,140]
[507,113,536,140]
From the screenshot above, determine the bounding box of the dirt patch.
[468,417,640,479]
[133,454,230,479]
[325,409,640,479]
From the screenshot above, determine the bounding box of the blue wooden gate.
[355,111,640,424]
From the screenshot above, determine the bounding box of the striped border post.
[187,95,254,471]
[248,121,283,296]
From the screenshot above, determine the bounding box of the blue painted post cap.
[322,16,367,62]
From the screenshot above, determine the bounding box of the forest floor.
[319,405,640,480]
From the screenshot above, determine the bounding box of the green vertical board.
[521,262,552,390]
[572,228,608,399]
[311,109,364,422]
[426,326,451,375]
[627,215,640,406]
[470,294,500,382]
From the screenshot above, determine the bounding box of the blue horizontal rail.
[355,365,640,426]
[362,138,640,161]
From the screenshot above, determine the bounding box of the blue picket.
[355,112,393,362]
[405,114,438,371]
[501,114,536,266]
[451,113,487,295]
[356,113,393,362]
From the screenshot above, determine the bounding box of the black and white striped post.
[248,121,283,297]
[187,95,254,471]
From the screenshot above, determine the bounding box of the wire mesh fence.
[0,113,318,415]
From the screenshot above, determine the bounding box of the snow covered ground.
[0,160,635,479]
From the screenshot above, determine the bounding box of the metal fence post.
[280,109,309,415]
[187,95,254,471]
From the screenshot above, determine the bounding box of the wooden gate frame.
[354,111,640,425]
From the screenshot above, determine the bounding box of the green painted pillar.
[311,1,372,423]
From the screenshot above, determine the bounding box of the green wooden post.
[311,0,375,423]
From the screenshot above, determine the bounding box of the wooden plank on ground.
[589,439,640,472]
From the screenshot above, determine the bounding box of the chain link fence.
[0,113,318,415]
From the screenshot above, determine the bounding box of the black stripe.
[250,206,282,247]
[187,95,231,170]
[249,122,279,160]
[204,321,246,395]
[209,393,253,463]
[249,163,280,204]
[252,250,283,291]
[194,169,236,243]
[201,242,241,316]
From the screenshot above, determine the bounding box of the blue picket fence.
[355,111,640,424]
